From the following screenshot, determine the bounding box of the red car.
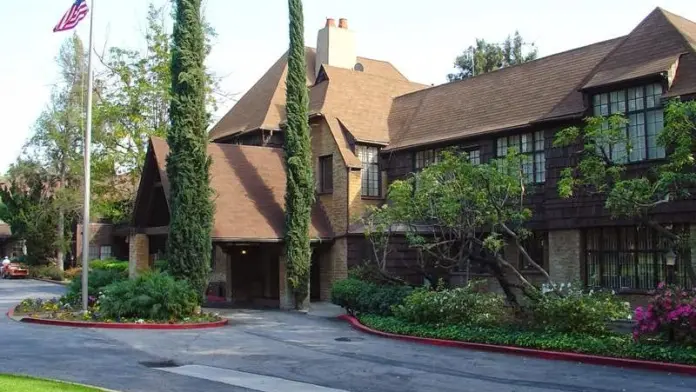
[1,263,29,279]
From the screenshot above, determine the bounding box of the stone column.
[548,230,582,283]
[128,233,149,278]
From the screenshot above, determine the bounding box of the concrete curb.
[7,305,228,330]
[31,278,70,286]
[338,314,696,376]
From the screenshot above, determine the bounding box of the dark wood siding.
[383,120,696,232]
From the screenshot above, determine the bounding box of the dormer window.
[592,83,665,162]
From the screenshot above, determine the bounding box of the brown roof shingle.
[385,37,622,151]
[150,137,333,242]
[209,47,412,142]
[582,8,694,90]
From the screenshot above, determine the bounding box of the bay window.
[592,83,665,162]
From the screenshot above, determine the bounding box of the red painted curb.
[338,314,696,376]
[7,305,228,330]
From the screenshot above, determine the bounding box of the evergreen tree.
[166,0,213,299]
[284,0,314,309]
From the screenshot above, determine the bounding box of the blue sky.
[1,0,694,173]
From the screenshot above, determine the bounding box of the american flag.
[53,0,89,32]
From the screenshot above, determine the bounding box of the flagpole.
[81,0,95,312]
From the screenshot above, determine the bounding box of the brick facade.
[548,230,582,283]
[128,233,149,278]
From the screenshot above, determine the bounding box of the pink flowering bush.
[633,283,696,345]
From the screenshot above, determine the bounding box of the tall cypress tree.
[166,0,213,299]
[284,0,314,308]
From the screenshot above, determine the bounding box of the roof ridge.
[658,7,696,53]
[394,36,626,101]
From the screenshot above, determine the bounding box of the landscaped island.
[14,260,225,328]
[332,276,696,366]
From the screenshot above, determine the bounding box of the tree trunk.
[56,208,65,271]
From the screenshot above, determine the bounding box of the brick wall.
[311,121,349,235]
[128,233,149,278]
[76,223,115,261]
[548,229,582,283]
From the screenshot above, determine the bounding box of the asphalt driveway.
[2,279,696,392]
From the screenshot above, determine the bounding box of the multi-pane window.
[496,131,545,183]
[88,245,100,261]
[414,147,481,171]
[592,83,665,162]
[100,246,112,260]
[357,145,380,197]
[585,225,691,291]
[318,155,333,193]
[414,149,440,170]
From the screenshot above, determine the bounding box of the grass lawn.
[0,374,106,392]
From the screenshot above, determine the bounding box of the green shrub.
[527,282,631,334]
[99,273,199,321]
[359,314,696,365]
[153,259,169,273]
[393,286,510,327]
[64,269,126,305]
[331,278,411,316]
[29,265,64,281]
[90,259,128,274]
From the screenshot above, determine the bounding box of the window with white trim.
[356,145,380,197]
[88,245,100,261]
[592,83,665,162]
[496,131,546,183]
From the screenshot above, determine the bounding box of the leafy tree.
[448,31,537,81]
[0,161,60,265]
[22,34,90,269]
[166,0,214,300]
[367,151,549,305]
[94,3,228,223]
[554,100,696,285]
[283,0,314,309]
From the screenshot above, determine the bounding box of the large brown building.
[130,9,696,308]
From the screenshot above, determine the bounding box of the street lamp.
[665,249,676,285]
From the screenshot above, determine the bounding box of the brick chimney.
[315,17,357,77]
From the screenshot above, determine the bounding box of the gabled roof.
[385,37,622,151]
[209,47,411,142]
[148,137,333,242]
[582,8,695,90]
[385,7,696,152]
[309,65,427,145]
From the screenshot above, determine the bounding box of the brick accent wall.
[318,238,348,301]
[128,233,149,278]
[312,121,349,234]
[548,230,581,283]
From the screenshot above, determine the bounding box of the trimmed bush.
[64,269,126,305]
[526,282,630,334]
[153,259,169,273]
[393,286,510,327]
[99,273,199,321]
[90,259,129,274]
[331,278,411,316]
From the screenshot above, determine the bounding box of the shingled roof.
[310,65,427,145]
[209,47,411,142]
[385,37,622,151]
[149,137,333,242]
[385,7,696,152]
